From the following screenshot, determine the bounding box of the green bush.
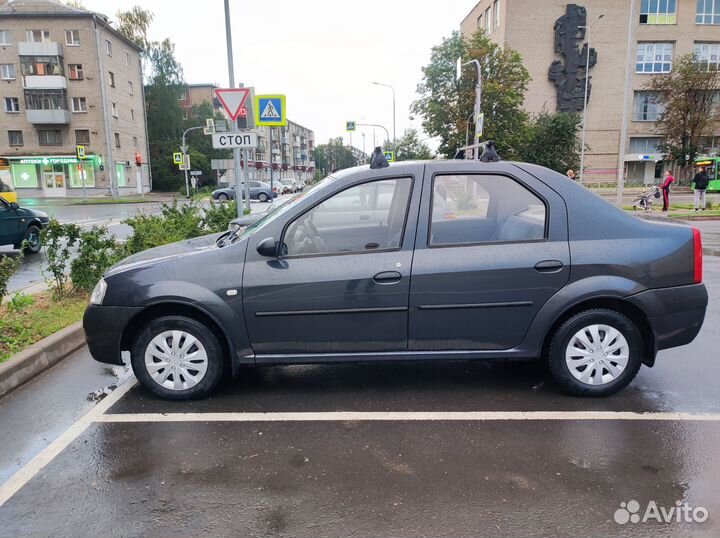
[42,220,80,297]
[0,253,22,303]
[70,226,124,292]
[7,291,34,312]
[202,200,238,233]
[123,201,204,255]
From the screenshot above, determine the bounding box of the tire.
[22,225,42,254]
[131,315,226,400]
[258,192,268,202]
[547,309,643,397]
[218,193,229,202]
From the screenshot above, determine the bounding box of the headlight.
[90,278,107,305]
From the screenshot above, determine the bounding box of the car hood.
[107,233,223,276]
[17,207,49,220]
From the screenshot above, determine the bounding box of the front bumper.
[627,283,708,352]
[83,305,142,365]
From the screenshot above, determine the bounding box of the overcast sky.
[81,0,472,152]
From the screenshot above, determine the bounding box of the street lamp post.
[456,58,483,159]
[180,125,205,198]
[579,14,604,184]
[372,82,396,145]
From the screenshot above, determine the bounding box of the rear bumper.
[83,305,142,365]
[627,283,708,352]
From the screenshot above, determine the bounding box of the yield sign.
[215,88,251,121]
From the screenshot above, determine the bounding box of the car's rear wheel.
[258,192,268,202]
[218,193,229,202]
[547,309,643,397]
[131,316,225,400]
[22,225,42,254]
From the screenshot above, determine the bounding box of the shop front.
[3,155,101,198]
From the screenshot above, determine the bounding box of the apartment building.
[461,0,720,183]
[0,0,149,197]
[178,83,222,119]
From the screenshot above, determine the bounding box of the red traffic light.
[135,151,142,166]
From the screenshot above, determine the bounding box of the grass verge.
[0,291,88,362]
[70,197,159,205]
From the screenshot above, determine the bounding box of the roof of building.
[0,0,143,52]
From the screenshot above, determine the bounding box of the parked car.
[84,160,707,400]
[0,197,49,254]
[280,179,299,194]
[212,181,277,203]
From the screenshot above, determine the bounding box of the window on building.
[105,39,112,56]
[629,137,663,154]
[108,71,115,87]
[130,108,135,121]
[111,102,118,117]
[75,129,90,145]
[71,96,87,113]
[0,63,16,80]
[124,51,130,65]
[8,130,23,146]
[114,132,121,148]
[640,0,677,24]
[0,30,11,45]
[133,136,138,148]
[477,14,483,29]
[178,89,187,100]
[485,7,491,32]
[4,97,19,112]
[493,0,500,29]
[636,42,673,73]
[68,64,83,80]
[64,29,80,46]
[26,30,50,43]
[430,174,546,246]
[128,81,133,95]
[38,129,62,146]
[633,91,665,121]
[697,0,720,24]
[20,56,63,76]
[694,42,720,70]
[24,89,67,110]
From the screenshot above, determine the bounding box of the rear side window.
[430,174,546,246]
[284,177,412,256]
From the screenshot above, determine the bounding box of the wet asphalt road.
[0,256,718,537]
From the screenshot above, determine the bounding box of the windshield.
[233,174,338,243]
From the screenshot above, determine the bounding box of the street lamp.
[579,14,604,184]
[372,82,396,145]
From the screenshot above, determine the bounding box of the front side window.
[697,0,720,24]
[4,97,19,112]
[636,42,674,73]
[640,0,677,24]
[65,29,80,46]
[633,91,665,121]
[0,63,15,80]
[430,174,546,246]
[694,42,720,70]
[283,177,412,256]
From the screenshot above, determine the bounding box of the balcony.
[18,41,63,57]
[26,109,71,124]
[23,75,66,90]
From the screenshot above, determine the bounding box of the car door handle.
[534,260,564,273]
[359,215,370,221]
[373,271,402,284]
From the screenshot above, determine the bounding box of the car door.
[409,163,570,351]
[0,198,19,245]
[242,169,422,356]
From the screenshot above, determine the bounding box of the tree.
[519,112,582,174]
[115,6,153,51]
[411,30,530,159]
[313,138,357,174]
[645,53,720,178]
[391,129,435,161]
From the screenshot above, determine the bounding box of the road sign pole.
[224,0,245,218]
[269,126,273,198]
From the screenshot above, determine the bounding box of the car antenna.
[370,147,389,169]
[480,140,500,163]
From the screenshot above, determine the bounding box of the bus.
[0,157,17,204]
[694,157,720,192]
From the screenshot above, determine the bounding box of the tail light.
[692,227,703,284]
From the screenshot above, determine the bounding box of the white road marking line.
[94,411,720,423]
[0,377,136,508]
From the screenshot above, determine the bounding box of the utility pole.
[617,0,637,206]
[579,14,604,184]
[180,125,204,198]
[457,58,483,159]
[372,82,396,147]
[224,0,248,217]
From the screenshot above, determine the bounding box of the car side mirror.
[256,237,278,257]
[10,202,19,210]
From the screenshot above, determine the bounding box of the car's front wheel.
[258,192,269,202]
[547,309,643,397]
[131,316,226,400]
[22,225,42,254]
[217,193,229,202]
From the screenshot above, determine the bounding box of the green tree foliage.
[183,102,232,187]
[70,226,123,292]
[42,220,80,297]
[0,254,22,304]
[521,112,582,174]
[115,6,153,51]
[645,53,720,176]
[313,138,357,174]
[412,30,530,159]
[392,129,435,161]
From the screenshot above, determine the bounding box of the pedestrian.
[693,166,710,211]
[660,170,675,212]
[566,169,576,181]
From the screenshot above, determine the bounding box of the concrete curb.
[0,322,86,399]
[704,247,720,257]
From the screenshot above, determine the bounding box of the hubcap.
[144,330,209,391]
[27,230,39,248]
[565,324,630,386]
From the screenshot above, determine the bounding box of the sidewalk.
[691,219,720,256]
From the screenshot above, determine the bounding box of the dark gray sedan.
[212,181,277,202]
[84,160,708,400]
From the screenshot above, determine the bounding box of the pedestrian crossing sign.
[254,94,287,126]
